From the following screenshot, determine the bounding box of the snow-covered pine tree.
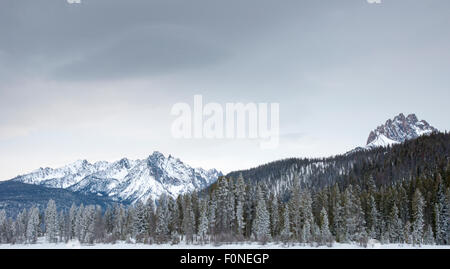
[227,180,236,235]
[83,205,96,244]
[300,189,314,244]
[167,196,179,238]
[253,186,271,243]
[320,207,332,245]
[235,175,246,238]
[198,199,209,244]
[404,221,412,244]
[412,189,425,245]
[15,208,28,243]
[69,203,77,240]
[182,194,195,244]
[280,203,291,244]
[45,199,59,243]
[215,178,229,235]
[289,178,302,240]
[112,204,126,241]
[424,225,435,245]
[435,180,448,245]
[145,199,156,240]
[208,192,217,239]
[344,185,367,245]
[380,219,390,244]
[75,204,85,242]
[270,195,280,239]
[389,202,403,243]
[93,205,105,243]
[333,193,346,242]
[155,194,170,243]
[132,200,149,242]
[367,194,379,240]
[191,191,200,234]
[26,206,39,244]
[0,209,6,243]
[244,185,256,238]
[26,206,40,244]
[343,186,354,242]
[58,210,65,242]
[398,184,410,224]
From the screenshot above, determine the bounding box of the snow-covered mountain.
[365,113,437,148]
[11,152,222,204]
[347,113,438,153]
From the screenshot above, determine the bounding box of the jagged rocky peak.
[366,113,437,148]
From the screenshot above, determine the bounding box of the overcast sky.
[1,0,449,180]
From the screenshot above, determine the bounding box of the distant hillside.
[226,132,450,196]
[0,181,121,217]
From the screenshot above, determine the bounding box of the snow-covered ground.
[1,238,449,249]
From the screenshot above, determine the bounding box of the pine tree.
[344,185,367,245]
[388,203,403,243]
[198,199,209,244]
[103,207,114,235]
[270,195,280,239]
[45,200,59,243]
[404,221,412,244]
[423,225,435,245]
[320,207,332,245]
[343,186,355,242]
[112,204,125,241]
[367,194,379,239]
[132,201,149,242]
[145,199,156,240]
[0,209,6,244]
[182,194,195,244]
[280,204,291,244]
[289,179,302,240]
[300,189,314,244]
[58,210,65,242]
[83,205,96,244]
[208,192,217,239]
[155,194,170,243]
[15,208,28,243]
[412,189,425,245]
[191,191,200,235]
[75,204,85,242]
[167,196,179,238]
[26,206,40,244]
[333,194,346,242]
[235,175,246,238]
[216,178,230,234]
[69,203,77,240]
[253,186,271,243]
[435,180,448,244]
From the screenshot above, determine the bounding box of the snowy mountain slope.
[366,134,400,148]
[11,152,222,204]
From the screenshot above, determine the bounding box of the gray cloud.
[0,0,313,81]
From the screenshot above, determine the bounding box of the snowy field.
[1,238,449,249]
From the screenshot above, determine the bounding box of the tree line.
[0,171,448,246]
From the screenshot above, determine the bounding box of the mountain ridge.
[10,151,222,204]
